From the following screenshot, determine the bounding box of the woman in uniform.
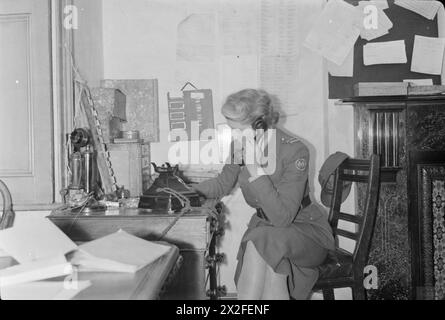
[193,89,335,300]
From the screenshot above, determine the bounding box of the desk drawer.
[49,214,216,300]
[49,215,209,250]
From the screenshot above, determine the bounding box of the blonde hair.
[221,89,280,127]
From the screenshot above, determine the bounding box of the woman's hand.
[244,130,267,180]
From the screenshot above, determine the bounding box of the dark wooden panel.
[161,250,206,300]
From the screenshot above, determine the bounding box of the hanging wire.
[156,187,192,241]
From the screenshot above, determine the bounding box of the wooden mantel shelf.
[340,94,445,104]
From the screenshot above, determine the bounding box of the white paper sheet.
[359,4,393,41]
[71,230,171,273]
[219,0,259,55]
[327,47,354,77]
[411,35,445,75]
[261,0,302,57]
[303,0,362,65]
[260,54,301,116]
[177,14,217,62]
[403,79,434,86]
[360,0,389,10]
[0,255,72,287]
[395,0,441,20]
[363,40,407,66]
[0,280,91,300]
[0,216,77,264]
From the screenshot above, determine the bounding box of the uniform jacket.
[194,128,335,251]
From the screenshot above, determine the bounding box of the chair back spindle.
[328,155,380,263]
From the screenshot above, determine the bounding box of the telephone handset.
[232,116,268,166]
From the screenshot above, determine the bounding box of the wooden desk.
[0,245,181,300]
[49,200,224,300]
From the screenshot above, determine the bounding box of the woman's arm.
[247,143,309,227]
[193,164,241,199]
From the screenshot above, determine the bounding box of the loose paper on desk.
[303,0,362,65]
[0,216,77,264]
[411,35,445,75]
[71,230,171,273]
[0,255,72,287]
[327,48,354,77]
[363,40,407,66]
[359,3,393,41]
[395,0,442,20]
[0,280,91,300]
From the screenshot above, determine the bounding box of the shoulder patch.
[295,158,307,171]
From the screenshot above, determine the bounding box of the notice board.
[328,0,441,99]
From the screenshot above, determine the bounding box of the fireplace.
[344,95,445,299]
[409,151,445,300]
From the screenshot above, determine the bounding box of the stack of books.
[0,217,171,300]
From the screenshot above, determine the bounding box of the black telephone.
[138,163,201,212]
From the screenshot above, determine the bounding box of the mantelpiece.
[341,95,445,300]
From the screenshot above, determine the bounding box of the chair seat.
[317,249,353,280]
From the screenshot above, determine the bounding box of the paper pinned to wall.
[177,14,217,62]
[411,35,445,75]
[395,0,441,20]
[260,54,301,116]
[360,0,389,10]
[327,47,354,77]
[261,0,301,57]
[303,0,362,65]
[219,0,259,55]
[363,40,407,66]
[359,3,393,41]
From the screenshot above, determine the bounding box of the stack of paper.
[0,217,83,299]
[69,230,171,273]
[0,280,91,300]
[0,217,78,289]
[0,255,72,287]
[0,216,77,264]
[0,217,172,300]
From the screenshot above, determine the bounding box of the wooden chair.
[0,179,15,230]
[312,154,380,300]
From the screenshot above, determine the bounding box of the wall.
[101,0,355,297]
[73,0,104,86]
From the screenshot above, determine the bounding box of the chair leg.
[322,288,335,300]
